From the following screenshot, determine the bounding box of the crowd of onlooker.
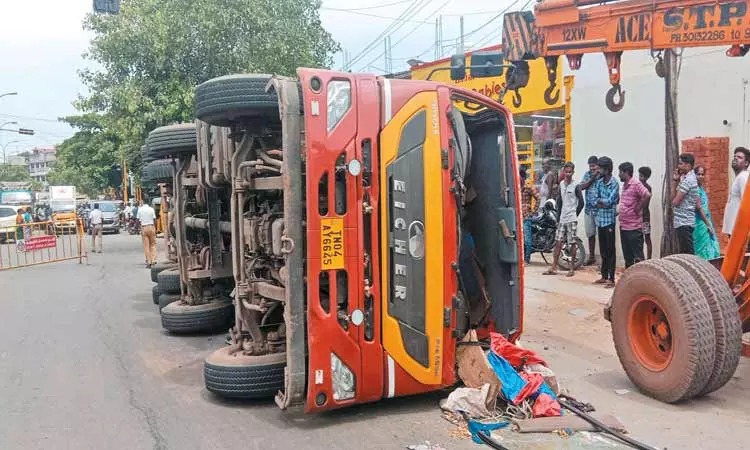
[520,147,750,288]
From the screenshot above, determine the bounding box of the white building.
[27,147,57,184]
[567,48,747,259]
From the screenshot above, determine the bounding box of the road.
[0,234,748,450]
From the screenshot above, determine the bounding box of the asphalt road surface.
[2,234,748,450]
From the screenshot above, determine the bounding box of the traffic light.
[17,128,34,135]
[93,0,120,14]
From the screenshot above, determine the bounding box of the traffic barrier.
[0,219,88,270]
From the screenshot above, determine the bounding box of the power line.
[0,113,63,123]
[322,9,434,24]
[345,0,431,70]
[322,0,416,11]
[463,0,522,38]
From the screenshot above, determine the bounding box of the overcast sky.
[0,0,528,155]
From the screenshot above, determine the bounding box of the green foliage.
[0,164,32,183]
[71,0,339,167]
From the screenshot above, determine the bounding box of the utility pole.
[459,16,465,54]
[435,18,440,60]
[660,49,681,257]
[384,36,393,74]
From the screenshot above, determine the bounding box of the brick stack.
[681,137,730,249]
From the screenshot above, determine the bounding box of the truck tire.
[204,347,285,399]
[559,237,586,271]
[141,145,154,163]
[157,268,181,294]
[152,285,161,305]
[146,123,197,159]
[150,261,176,283]
[610,259,715,403]
[158,293,181,310]
[142,159,173,183]
[160,300,234,334]
[194,74,278,127]
[665,254,742,396]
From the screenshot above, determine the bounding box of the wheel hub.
[628,296,673,371]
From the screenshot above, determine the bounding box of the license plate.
[320,218,344,270]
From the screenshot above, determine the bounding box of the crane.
[502,0,750,111]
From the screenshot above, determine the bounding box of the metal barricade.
[0,218,88,270]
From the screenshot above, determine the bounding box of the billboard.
[409,45,563,114]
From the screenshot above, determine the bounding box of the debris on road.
[405,441,447,450]
[514,414,626,433]
[615,389,630,396]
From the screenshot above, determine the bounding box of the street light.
[0,92,18,100]
[1,140,22,165]
[0,121,18,130]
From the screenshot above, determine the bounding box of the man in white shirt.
[123,204,133,220]
[137,200,158,267]
[723,147,750,237]
[89,203,104,253]
[543,162,583,277]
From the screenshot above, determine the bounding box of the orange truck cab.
[199,69,524,412]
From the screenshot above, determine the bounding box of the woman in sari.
[694,165,721,260]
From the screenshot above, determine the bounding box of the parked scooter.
[529,199,586,270]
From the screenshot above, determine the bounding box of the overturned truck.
[194,70,524,412]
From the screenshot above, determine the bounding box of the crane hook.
[512,89,523,108]
[605,84,625,112]
[544,84,560,105]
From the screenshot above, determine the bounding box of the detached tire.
[195,74,278,127]
[160,300,234,334]
[204,347,285,399]
[157,268,181,294]
[150,261,176,283]
[665,254,742,396]
[610,259,715,403]
[146,123,197,159]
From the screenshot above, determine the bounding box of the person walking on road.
[578,155,600,266]
[592,157,619,288]
[637,166,653,259]
[137,200,158,267]
[723,146,750,238]
[693,165,721,260]
[618,162,651,268]
[520,167,540,264]
[543,162,583,277]
[671,153,700,254]
[89,203,104,253]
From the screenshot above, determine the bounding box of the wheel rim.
[628,295,673,371]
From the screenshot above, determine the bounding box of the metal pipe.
[184,216,232,233]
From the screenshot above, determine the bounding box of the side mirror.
[470,51,504,78]
[450,54,466,81]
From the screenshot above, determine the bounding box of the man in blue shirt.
[578,155,600,265]
[592,156,620,288]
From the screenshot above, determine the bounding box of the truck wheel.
[559,237,586,271]
[204,347,285,399]
[152,285,162,305]
[665,254,742,396]
[150,261,176,283]
[158,293,181,310]
[146,123,197,159]
[194,74,278,127]
[157,268,181,294]
[160,300,234,334]
[141,145,154,163]
[610,259,715,403]
[142,159,174,183]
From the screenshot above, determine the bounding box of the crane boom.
[502,0,750,111]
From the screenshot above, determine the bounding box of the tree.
[0,164,32,183]
[72,0,339,169]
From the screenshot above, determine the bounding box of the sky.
[0,0,529,156]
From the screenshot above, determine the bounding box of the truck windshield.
[51,202,75,213]
[1,191,32,205]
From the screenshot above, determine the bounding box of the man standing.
[638,166,653,259]
[543,162,583,277]
[89,203,104,253]
[137,200,158,267]
[671,153,700,254]
[592,157,620,288]
[578,156,600,265]
[618,163,651,268]
[723,146,750,237]
[538,159,559,211]
[520,167,540,264]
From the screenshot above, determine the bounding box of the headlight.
[330,353,355,401]
[327,80,351,132]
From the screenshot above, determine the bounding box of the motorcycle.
[529,199,586,270]
[127,217,141,235]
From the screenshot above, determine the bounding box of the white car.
[0,204,20,243]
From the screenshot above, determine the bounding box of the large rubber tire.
[559,237,586,271]
[194,74,278,127]
[150,261,176,283]
[146,123,197,159]
[204,347,285,399]
[152,285,161,305]
[160,300,234,334]
[141,145,155,163]
[142,159,173,183]
[610,259,716,403]
[158,293,181,310]
[665,254,742,396]
[157,268,181,294]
